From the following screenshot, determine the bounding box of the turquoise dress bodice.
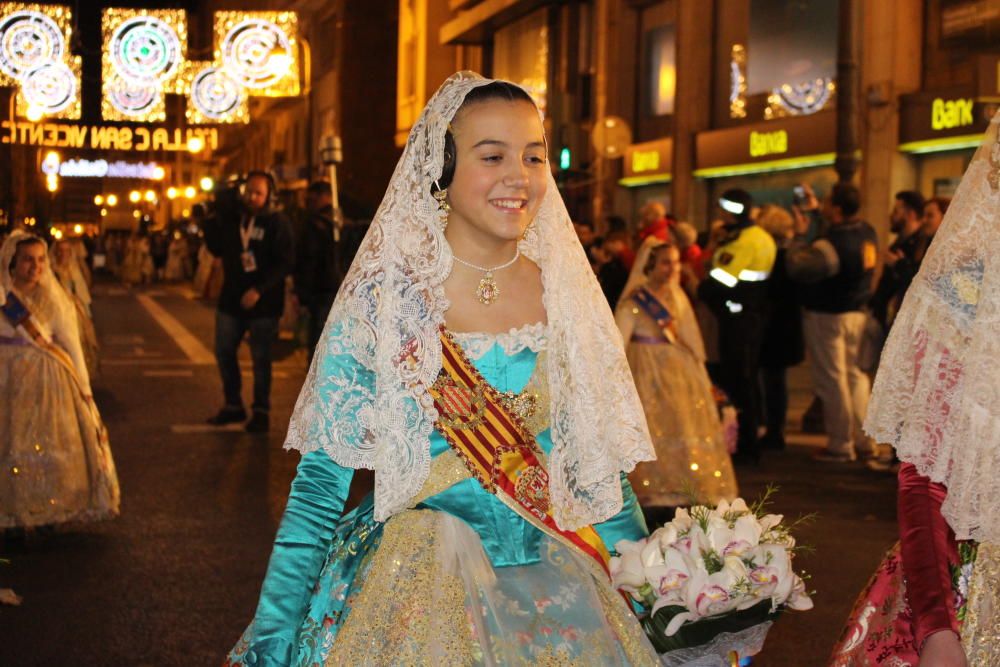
[231,335,649,666]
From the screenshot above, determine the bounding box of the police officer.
[698,188,776,463]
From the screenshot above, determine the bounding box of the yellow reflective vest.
[709,225,777,288]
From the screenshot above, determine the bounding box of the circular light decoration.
[21,61,76,113]
[106,76,160,117]
[769,78,835,116]
[110,16,183,84]
[0,10,66,81]
[191,66,245,120]
[221,18,292,89]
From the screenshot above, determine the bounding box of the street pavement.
[0,281,898,666]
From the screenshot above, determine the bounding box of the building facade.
[395,0,1000,242]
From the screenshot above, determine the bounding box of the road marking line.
[171,423,245,434]
[101,358,194,366]
[135,293,215,365]
[104,335,145,345]
[143,370,195,377]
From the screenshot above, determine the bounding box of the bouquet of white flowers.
[611,497,812,663]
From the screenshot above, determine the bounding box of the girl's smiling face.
[444,98,548,247]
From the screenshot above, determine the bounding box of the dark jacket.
[760,246,805,369]
[294,205,339,308]
[205,208,294,319]
[793,219,878,314]
[870,230,928,327]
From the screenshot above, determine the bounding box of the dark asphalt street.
[0,282,898,667]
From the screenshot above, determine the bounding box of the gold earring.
[433,182,450,228]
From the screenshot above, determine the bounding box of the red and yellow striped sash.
[429,328,612,577]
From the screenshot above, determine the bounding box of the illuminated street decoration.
[101,8,186,120]
[0,118,219,152]
[40,156,164,179]
[103,74,163,121]
[18,56,78,116]
[109,14,184,86]
[729,44,747,119]
[214,11,299,97]
[0,3,79,119]
[766,78,835,119]
[0,7,65,82]
[185,63,248,124]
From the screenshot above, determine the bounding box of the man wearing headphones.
[205,171,294,433]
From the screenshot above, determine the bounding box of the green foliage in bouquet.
[640,600,781,654]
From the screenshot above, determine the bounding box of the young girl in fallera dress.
[0,232,118,530]
[226,73,660,666]
[830,112,1000,667]
[614,238,737,514]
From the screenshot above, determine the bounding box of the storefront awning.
[693,112,837,179]
[619,138,672,187]
[898,90,994,155]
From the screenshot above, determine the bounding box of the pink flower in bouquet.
[707,512,762,558]
[745,545,813,611]
[644,548,693,601]
[660,556,749,635]
[747,564,780,598]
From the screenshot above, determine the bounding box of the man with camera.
[787,183,878,463]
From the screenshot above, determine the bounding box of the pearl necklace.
[452,247,520,305]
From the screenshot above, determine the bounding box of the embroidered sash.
[1,291,77,375]
[1,290,107,443]
[428,328,613,578]
[631,287,677,344]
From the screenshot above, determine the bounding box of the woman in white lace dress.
[0,232,119,529]
[226,73,659,666]
[615,238,737,512]
[51,240,99,379]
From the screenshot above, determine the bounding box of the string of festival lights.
[0,4,300,125]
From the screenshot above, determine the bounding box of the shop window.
[647,25,676,117]
[492,9,549,115]
[748,0,838,118]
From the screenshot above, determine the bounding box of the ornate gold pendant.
[476,271,500,305]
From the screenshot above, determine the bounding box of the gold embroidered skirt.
[325,508,658,666]
[625,341,738,507]
[0,344,119,528]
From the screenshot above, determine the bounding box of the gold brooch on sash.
[498,389,539,424]
[432,372,486,429]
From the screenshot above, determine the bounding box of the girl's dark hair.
[9,236,46,271]
[433,81,536,194]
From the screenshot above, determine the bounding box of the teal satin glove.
[238,450,354,665]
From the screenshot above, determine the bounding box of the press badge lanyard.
[240,216,257,272]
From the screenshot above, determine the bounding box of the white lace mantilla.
[284,72,655,530]
[451,322,547,359]
[866,110,1000,544]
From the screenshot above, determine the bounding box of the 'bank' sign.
[931,98,974,131]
